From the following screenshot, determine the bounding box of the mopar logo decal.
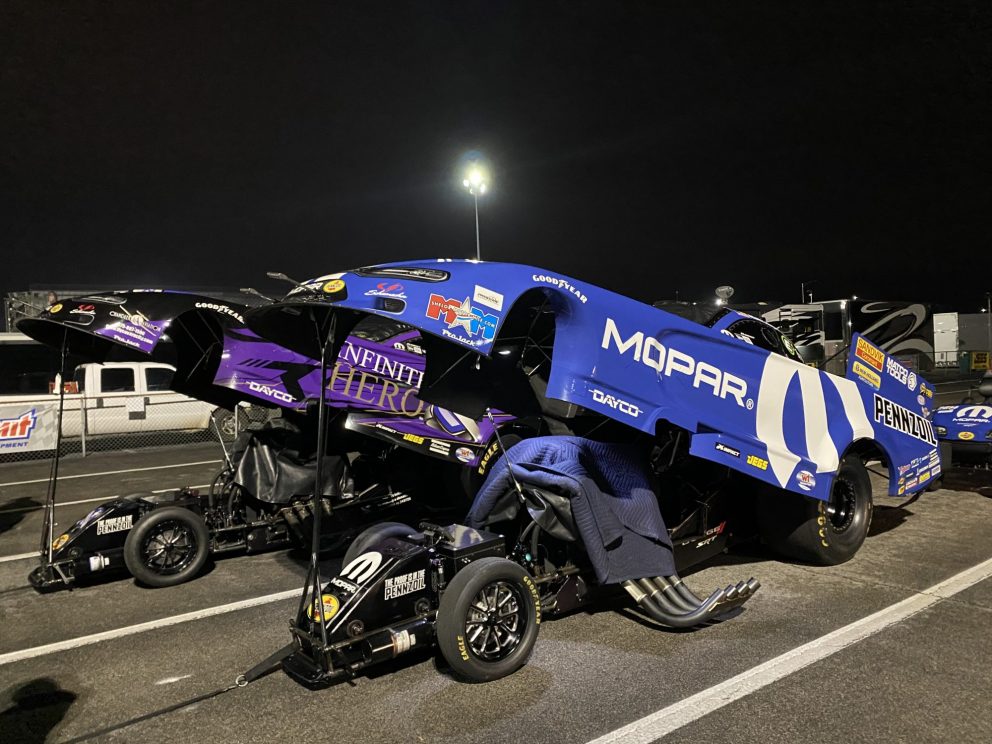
[873,395,937,447]
[956,405,992,420]
[339,551,383,584]
[601,318,748,408]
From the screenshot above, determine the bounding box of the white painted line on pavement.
[0,460,221,488]
[586,555,992,744]
[0,551,39,564]
[0,484,210,516]
[0,588,300,666]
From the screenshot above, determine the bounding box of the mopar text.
[601,318,748,407]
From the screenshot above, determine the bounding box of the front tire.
[124,507,210,587]
[436,557,540,682]
[758,455,873,565]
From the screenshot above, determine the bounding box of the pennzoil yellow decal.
[307,594,340,622]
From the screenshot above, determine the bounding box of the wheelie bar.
[622,574,760,628]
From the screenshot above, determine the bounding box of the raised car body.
[250,259,940,501]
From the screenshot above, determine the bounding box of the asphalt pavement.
[0,445,990,744]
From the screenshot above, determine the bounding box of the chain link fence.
[0,392,274,463]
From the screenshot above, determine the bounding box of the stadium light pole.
[462,165,488,261]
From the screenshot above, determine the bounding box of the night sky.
[2,2,985,310]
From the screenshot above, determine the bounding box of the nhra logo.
[425,295,498,341]
[0,410,37,441]
[601,318,749,408]
[873,395,938,447]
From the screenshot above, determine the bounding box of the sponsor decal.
[393,340,425,355]
[79,295,127,305]
[329,576,358,594]
[455,446,474,463]
[855,337,885,372]
[796,470,816,491]
[885,356,912,387]
[477,441,500,475]
[715,442,740,458]
[339,339,423,388]
[384,569,426,600]
[590,388,642,418]
[194,302,245,324]
[917,394,926,406]
[307,594,340,623]
[425,295,499,342]
[428,440,451,456]
[323,279,346,293]
[906,477,918,489]
[746,454,769,470]
[354,266,449,282]
[96,514,133,535]
[404,433,425,445]
[52,533,69,552]
[958,431,975,441]
[919,383,933,399]
[696,521,727,549]
[872,394,938,447]
[955,405,992,421]
[897,464,911,475]
[340,551,383,584]
[601,318,751,409]
[473,285,504,312]
[532,274,588,304]
[365,281,406,299]
[852,361,881,390]
[109,310,161,332]
[246,380,296,404]
[931,464,941,477]
[48,303,63,314]
[0,410,37,441]
[907,371,917,391]
[919,471,931,484]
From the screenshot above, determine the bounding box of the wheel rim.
[826,477,858,533]
[464,580,527,662]
[142,520,198,575]
[220,414,237,438]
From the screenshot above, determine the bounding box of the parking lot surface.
[1,445,989,743]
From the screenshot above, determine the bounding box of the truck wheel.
[211,408,242,440]
[437,557,540,682]
[124,507,210,587]
[758,455,873,566]
[342,522,415,567]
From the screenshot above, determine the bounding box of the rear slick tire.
[758,455,873,566]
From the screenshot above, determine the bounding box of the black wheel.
[436,557,540,682]
[757,455,873,566]
[124,507,210,587]
[341,522,414,568]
